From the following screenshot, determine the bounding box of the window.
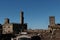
[8,30,10,33]
[3,26,6,28]
[8,26,10,28]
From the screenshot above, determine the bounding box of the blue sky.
[0,0,60,29]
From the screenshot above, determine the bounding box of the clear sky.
[0,0,60,29]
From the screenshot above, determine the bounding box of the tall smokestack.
[20,11,24,24]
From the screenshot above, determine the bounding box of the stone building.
[1,11,27,40]
[48,16,60,30]
[0,10,60,40]
[2,11,27,35]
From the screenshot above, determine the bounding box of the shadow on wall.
[31,36,41,40]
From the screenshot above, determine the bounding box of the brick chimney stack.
[20,11,24,24]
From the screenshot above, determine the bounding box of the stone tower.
[2,18,13,34]
[20,11,24,24]
[49,16,55,26]
[4,18,10,24]
[20,11,27,32]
